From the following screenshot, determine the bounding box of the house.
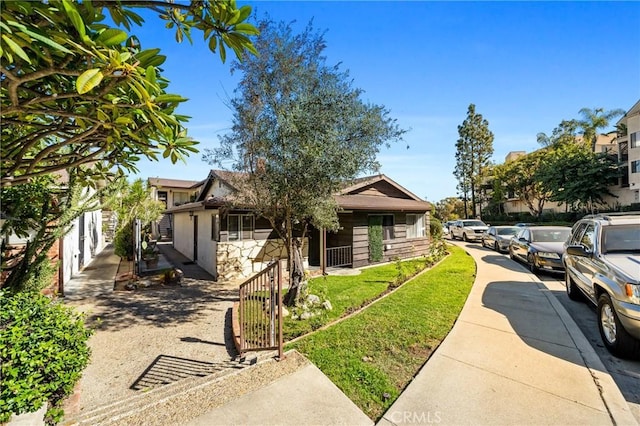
[164,171,432,281]
[147,177,202,239]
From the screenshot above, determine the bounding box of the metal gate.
[237,261,283,359]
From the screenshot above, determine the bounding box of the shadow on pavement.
[481,280,607,372]
[82,285,238,331]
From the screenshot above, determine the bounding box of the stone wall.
[216,238,309,282]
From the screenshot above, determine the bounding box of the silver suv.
[450,219,488,242]
[563,213,640,358]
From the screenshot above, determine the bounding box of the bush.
[429,216,443,240]
[0,291,92,424]
[114,221,134,259]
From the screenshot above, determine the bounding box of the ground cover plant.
[287,245,475,421]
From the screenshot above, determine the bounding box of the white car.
[450,219,489,242]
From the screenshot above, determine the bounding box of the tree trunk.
[283,238,306,307]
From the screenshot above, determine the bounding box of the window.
[382,214,394,240]
[631,131,639,149]
[632,160,640,174]
[173,191,190,205]
[228,214,254,241]
[211,214,219,241]
[580,224,595,252]
[406,214,425,238]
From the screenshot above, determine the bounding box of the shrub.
[0,291,92,424]
[429,216,443,240]
[114,221,134,259]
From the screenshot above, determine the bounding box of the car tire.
[597,293,640,359]
[463,233,468,242]
[565,270,582,301]
[509,248,515,260]
[527,253,539,273]
[494,242,499,252]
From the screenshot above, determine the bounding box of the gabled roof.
[167,170,430,213]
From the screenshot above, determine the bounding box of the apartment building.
[615,99,640,205]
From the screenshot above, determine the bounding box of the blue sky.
[130,1,640,202]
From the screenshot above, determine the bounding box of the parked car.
[443,220,456,238]
[450,219,489,242]
[509,226,571,273]
[563,213,640,358]
[482,226,520,252]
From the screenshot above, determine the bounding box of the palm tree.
[578,107,625,151]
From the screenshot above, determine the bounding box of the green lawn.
[287,245,476,421]
[283,258,426,340]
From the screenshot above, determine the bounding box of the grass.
[283,258,427,340]
[286,245,476,421]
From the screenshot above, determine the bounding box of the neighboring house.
[165,170,432,281]
[147,177,202,239]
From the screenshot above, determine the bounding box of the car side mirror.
[566,245,589,257]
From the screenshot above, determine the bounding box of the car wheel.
[509,247,515,260]
[597,293,640,358]
[463,233,468,242]
[494,242,499,252]
[565,270,582,301]
[527,253,539,273]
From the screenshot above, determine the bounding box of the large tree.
[493,151,550,217]
[454,104,494,218]
[578,107,625,151]
[1,0,258,188]
[203,18,405,306]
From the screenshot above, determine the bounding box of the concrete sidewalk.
[378,242,637,425]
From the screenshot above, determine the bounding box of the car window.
[580,224,596,251]
[531,229,570,242]
[462,220,486,227]
[603,225,640,253]
[497,227,519,236]
[569,223,588,245]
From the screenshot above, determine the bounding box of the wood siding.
[351,212,430,268]
[351,181,412,199]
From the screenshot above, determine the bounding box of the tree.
[578,107,625,151]
[203,18,405,306]
[1,0,258,188]
[434,197,466,221]
[493,151,550,217]
[454,104,494,218]
[536,124,620,212]
[103,178,165,259]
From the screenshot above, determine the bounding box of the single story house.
[165,170,432,281]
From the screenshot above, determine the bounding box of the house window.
[406,214,425,238]
[631,131,639,149]
[228,214,254,241]
[211,214,219,241]
[371,214,395,240]
[632,160,640,174]
[173,191,190,205]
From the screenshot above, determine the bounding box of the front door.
[193,215,198,261]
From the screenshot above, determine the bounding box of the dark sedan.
[509,226,571,273]
[482,226,520,252]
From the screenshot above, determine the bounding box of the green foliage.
[454,104,494,215]
[429,216,443,240]
[577,107,625,151]
[434,196,466,221]
[493,151,550,217]
[1,0,258,188]
[368,216,383,262]
[203,17,405,275]
[1,175,101,293]
[114,223,134,259]
[0,290,92,424]
[289,246,475,421]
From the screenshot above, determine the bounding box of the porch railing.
[237,261,283,359]
[326,245,352,267]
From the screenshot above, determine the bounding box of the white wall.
[62,209,103,284]
[172,210,218,279]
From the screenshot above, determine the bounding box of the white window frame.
[228,214,254,241]
[406,214,426,239]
